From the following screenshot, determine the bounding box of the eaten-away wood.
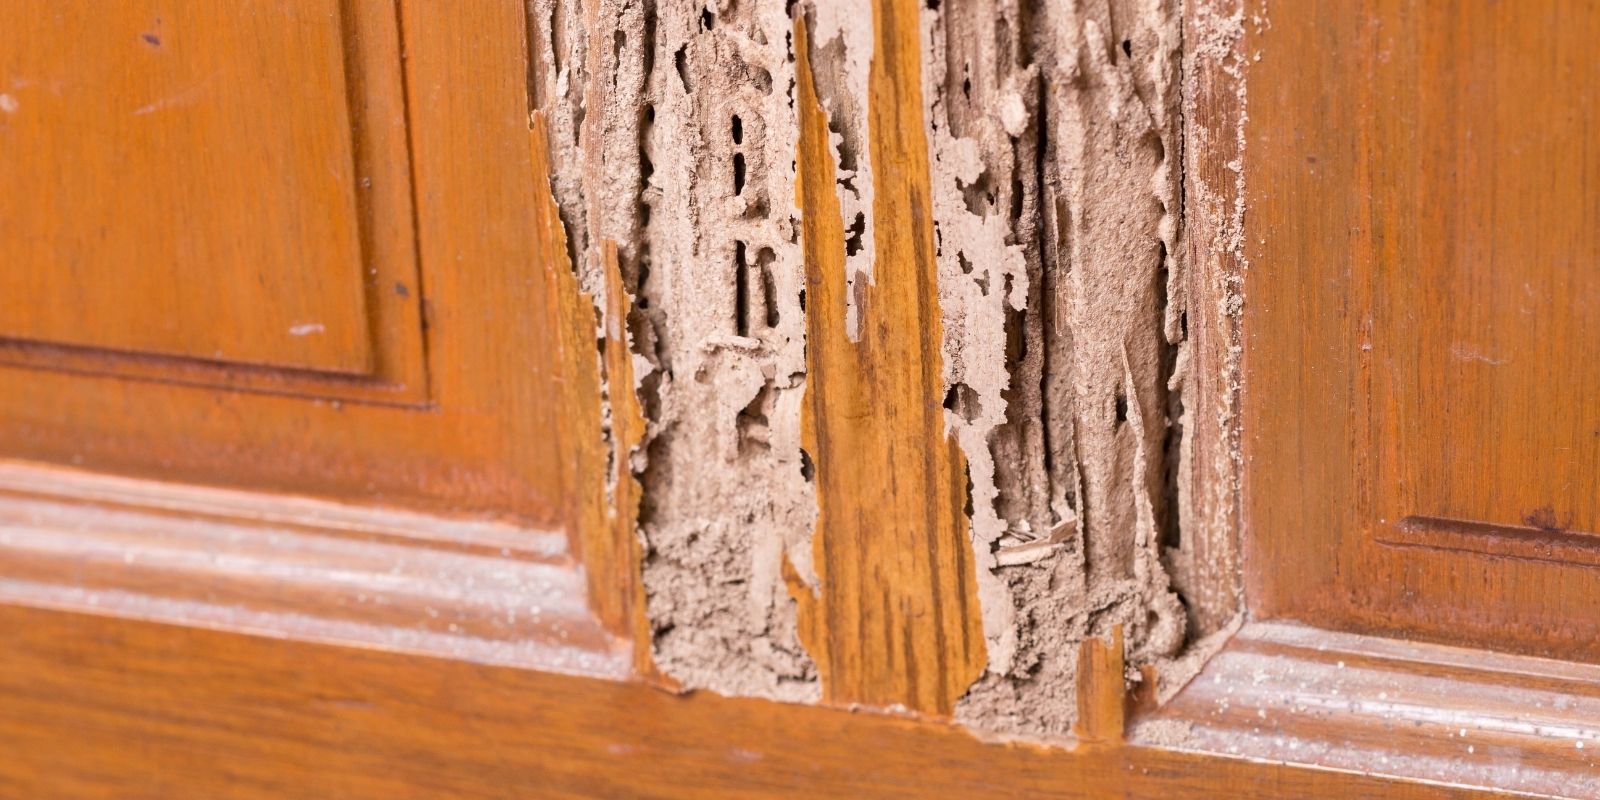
[786,3,987,715]
[530,116,650,666]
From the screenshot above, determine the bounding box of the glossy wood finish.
[0,603,1501,799]
[1244,0,1600,659]
[1148,622,1600,797]
[0,461,627,676]
[0,1,572,529]
[0,0,427,396]
[788,5,986,714]
[1,1,377,373]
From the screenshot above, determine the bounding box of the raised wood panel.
[0,0,425,386]
[0,1,571,529]
[1375,0,1600,540]
[1245,0,1600,660]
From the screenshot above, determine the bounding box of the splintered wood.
[785,4,988,714]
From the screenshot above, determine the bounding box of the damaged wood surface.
[536,0,1235,736]
[1175,0,1248,637]
[532,117,649,662]
[787,4,987,714]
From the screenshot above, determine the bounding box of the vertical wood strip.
[531,116,653,675]
[1179,0,1248,635]
[787,2,986,714]
[1072,626,1127,744]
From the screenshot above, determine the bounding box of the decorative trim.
[1382,515,1600,568]
[0,460,629,677]
[1139,621,1600,797]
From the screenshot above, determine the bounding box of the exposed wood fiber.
[530,0,1240,738]
[787,5,988,714]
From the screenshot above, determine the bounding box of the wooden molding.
[1143,621,1600,797]
[0,601,1506,799]
[0,460,628,678]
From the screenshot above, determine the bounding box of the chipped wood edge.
[1073,625,1129,745]
[531,115,665,683]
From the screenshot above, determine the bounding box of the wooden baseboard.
[0,460,628,677]
[1144,621,1600,797]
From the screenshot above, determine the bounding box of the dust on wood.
[531,116,655,676]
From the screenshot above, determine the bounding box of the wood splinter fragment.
[1073,624,1128,745]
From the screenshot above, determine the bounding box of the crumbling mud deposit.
[529,0,1247,737]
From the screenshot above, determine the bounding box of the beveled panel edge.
[0,459,628,678]
[1380,515,1600,569]
[1137,620,1600,797]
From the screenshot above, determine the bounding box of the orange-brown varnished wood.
[530,115,652,664]
[0,603,1505,800]
[1072,626,1127,745]
[0,2,573,530]
[0,1,376,373]
[787,5,986,715]
[1244,0,1600,659]
[0,0,427,396]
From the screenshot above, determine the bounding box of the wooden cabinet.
[0,1,1597,798]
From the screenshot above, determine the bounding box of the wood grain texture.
[0,1,572,529]
[1243,0,1600,659]
[0,0,427,394]
[787,5,986,714]
[532,114,652,666]
[1072,626,1127,745]
[1177,0,1248,636]
[0,603,1510,800]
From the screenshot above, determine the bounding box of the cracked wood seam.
[783,2,988,715]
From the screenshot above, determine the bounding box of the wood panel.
[0,602,1504,800]
[0,0,426,389]
[0,1,573,529]
[1243,0,1600,660]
